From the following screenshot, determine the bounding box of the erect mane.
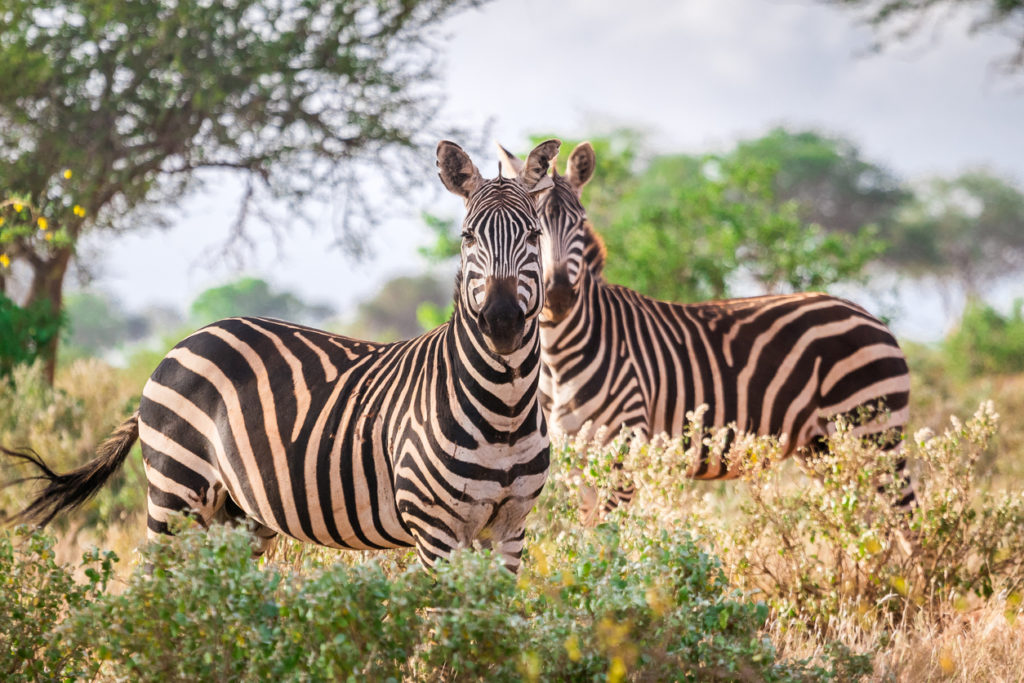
[580,220,607,279]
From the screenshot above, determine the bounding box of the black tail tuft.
[2,411,140,528]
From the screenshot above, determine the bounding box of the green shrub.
[4,516,849,682]
[0,527,115,681]
[944,298,1024,377]
[0,293,62,377]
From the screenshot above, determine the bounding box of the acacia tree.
[0,0,482,381]
[732,127,907,238]
[887,170,1024,300]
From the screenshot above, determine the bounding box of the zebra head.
[498,141,595,323]
[437,139,561,355]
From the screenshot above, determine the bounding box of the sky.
[75,0,1024,340]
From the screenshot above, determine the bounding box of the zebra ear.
[519,139,561,193]
[437,140,484,200]
[566,142,595,197]
[495,142,524,179]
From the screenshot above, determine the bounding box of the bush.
[944,298,1024,377]
[562,402,1024,642]
[0,526,115,681]
[0,293,62,377]
[0,515,862,682]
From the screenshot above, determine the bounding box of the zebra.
[1,139,562,573]
[498,141,913,522]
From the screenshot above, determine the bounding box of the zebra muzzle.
[478,277,525,355]
[543,267,575,320]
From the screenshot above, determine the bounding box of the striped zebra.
[499,142,913,521]
[1,139,561,572]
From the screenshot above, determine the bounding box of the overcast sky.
[77,0,1024,340]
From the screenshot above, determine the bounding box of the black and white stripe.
[3,140,561,572]
[501,142,913,519]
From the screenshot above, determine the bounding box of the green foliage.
[944,298,1024,376]
[0,517,861,681]
[0,192,79,256]
[418,212,463,264]
[189,277,333,327]
[732,127,907,238]
[0,527,115,681]
[598,152,885,302]
[415,300,455,331]
[0,293,62,377]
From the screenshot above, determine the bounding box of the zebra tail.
[1,410,140,528]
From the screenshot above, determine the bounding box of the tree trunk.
[26,247,72,385]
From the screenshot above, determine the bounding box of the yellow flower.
[44,232,54,242]
[564,635,581,662]
[938,647,955,674]
[0,254,10,268]
[13,202,23,212]
[0,216,4,227]
[37,217,48,230]
[63,169,72,179]
[608,656,627,683]
[73,204,86,217]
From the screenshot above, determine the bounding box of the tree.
[886,169,1024,299]
[0,0,483,381]
[190,277,333,327]
[347,273,451,341]
[62,292,151,359]
[732,128,907,238]
[601,152,885,302]
[824,0,1024,75]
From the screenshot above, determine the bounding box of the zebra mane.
[580,220,607,279]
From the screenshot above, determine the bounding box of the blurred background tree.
[731,127,908,239]
[884,170,1024,301]
[189,277,333,328]
[0,0,484,382]
[347,273,450,341]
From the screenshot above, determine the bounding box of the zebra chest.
[393,429,548,548]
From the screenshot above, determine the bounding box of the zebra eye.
[461,230,475,243]
[526,229,540,245]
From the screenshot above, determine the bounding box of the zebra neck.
[447,301,542,412]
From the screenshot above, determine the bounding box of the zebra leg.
[579,425,644,526]
[494,529,526,574]
[210,495,280,557]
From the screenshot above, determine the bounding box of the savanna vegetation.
[3,0,1024,680]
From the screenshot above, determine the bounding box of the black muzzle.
[478,277,526,354]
